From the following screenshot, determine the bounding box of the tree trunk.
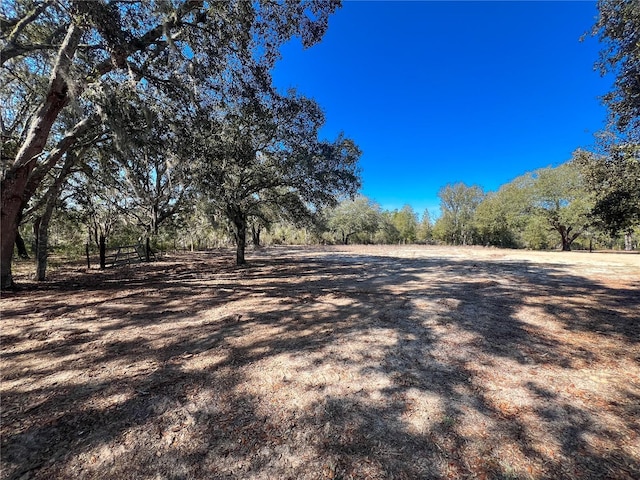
[33,216,41,253]
[152,204,159,236]
[251,224,261,247]
[555,224,573,251]
[99,235,106,269]
[35,209,53,281]
[229,208,248,266]
[624,232,633,251]
[562,227,585,252]
[0,23,82,289]
[15,231,29,259]
[35,151,77,281]
[35,197,57,281]
[235,219,247,265]
[1,165,30,288]
[236,234,246,265]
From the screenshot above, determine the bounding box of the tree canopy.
[327,196,381,245]
[3,0,639,285]
[529,162,593,251]
[1,0,342,287]
[433,183,485,246]
[579,0,640,236]
[592,0,640,139]
[471,159,595,251]
[194,88,360,264]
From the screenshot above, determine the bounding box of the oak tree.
[195,90,360,264]
[327,196,380,245]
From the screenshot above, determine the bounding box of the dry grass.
[1,245,639,479]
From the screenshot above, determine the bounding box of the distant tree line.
[29,149,636,256]
[430,155,636,251]
[301,153,634,251]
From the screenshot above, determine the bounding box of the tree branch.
[3,1,53,45]
[0,43,59,65]
[90,0,203,78]
[11,22,83,171]
[24,115,95,205]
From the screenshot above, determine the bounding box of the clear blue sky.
[272,1,611,217]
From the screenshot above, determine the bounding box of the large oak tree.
[194,89,361,264]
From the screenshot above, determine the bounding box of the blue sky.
[272,1,611,217]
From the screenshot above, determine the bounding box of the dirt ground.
[1,245,639,480]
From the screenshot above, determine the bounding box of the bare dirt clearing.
[2,245,639,479]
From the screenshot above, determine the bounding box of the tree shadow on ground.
[305,252,639,479]
[1,248,638,479]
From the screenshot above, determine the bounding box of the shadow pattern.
[1,247,639,479]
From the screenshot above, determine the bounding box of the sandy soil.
[1,245,639,480]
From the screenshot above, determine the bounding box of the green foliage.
[434,183,485,245]
[327,196,381,244]
[583,1,640,238]
[372,211,400,244]
[172,201,229,251]
[521,215,554,250]
[391,205,418,243]
[592,0,640,138]
[193,87,361,264]
[474,194,519,248]
[469,160,595,251]
[1,0,344,284]
[416,209,433,244]
[263,223,316,246]
[576,146,640,235]
[529,162,593,251]
[38,207,86,257]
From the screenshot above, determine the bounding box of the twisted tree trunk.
[1,23,82,289]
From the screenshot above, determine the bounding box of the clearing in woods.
[1,245,639,479]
